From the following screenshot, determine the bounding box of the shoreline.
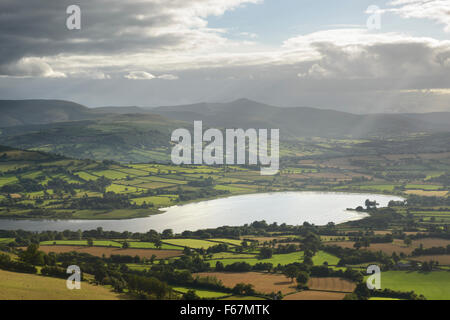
[0,191,404,233]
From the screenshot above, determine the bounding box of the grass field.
[220,295,267,300]
[0,238,14,244]
[209,238,243,246]
[0,270,120,300]
[131,195,177,206]
[40,240,122,247]
[127,241,183,250]
[163,239,218,249]
[312,251,340,266]
[206,251,304,267]
[375,271,450,300]
[172,287,230,298]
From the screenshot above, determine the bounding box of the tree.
[354,282,370,300]
[232,283,255,296]
[259,247,273,259]
[353,241,362,250]
[162,229,173,239]
[296,271,309,287]
[154,239,162,249]
[404,237,412,247]
[122,241,129,249]
[19,244,45,266]
[284,265,299,283]
[215,261,224,271]
[183,290,200,300]
[392,252,400,264]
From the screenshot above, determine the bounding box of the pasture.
[376,271,450,300]
[283,291,346,300]
[37,245,183,259]
[163,239,218,249]
[172,287,230,299]
[0,270,120,300]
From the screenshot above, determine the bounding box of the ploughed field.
[36,245,183,259]
[327,238,450,256]
[195,272,354,299]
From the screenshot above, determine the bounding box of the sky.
[0,0,449,113]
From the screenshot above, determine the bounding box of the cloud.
[124,71,156,80]
[387,0,450,32]
[158,74,179,80]
[0,58,66,78]
[0,0,260,77]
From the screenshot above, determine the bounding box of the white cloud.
[387,0,450,32]
[158,74,179,80]
[124,71,156,80]
[0,58,66,78]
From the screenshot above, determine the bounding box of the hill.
[0,98,449,162]
[151,98,450,138]
[0,113,189,163]
[0,100,100,127]
[0,269,120,300]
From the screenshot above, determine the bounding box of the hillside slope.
[0,269,120,300]
[151,98,450,138]
[0,100,100,127]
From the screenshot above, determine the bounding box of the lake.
[0,192,403,233]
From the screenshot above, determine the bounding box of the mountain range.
[0,98,449,162]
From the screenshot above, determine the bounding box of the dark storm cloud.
[0,0,181,65]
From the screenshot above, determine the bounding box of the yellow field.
[404,190,448,197]
[0,270,121,300]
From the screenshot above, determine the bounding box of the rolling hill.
[0,98,449,163]
[150,98,450,138]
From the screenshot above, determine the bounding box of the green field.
[127,241,183,250]
[0,270,120,300]
[40,240,122,247]
[162,239,220,249]
[209,238,243,246]
[207,251,304,267]
[173,287,230,298]
[312,251,340,266]
[131,195,177,206]
[377,271,450,300]
[220,296,267,300]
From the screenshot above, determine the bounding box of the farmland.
[375,271,450,300]
[0,134,449,301]
[283,291,347,300]
[37,245,183,259]
[163,239,221,249]
[0,270,120,300]
[172,287,230,299]
[195,272,298,295]
[0,137,448,220]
